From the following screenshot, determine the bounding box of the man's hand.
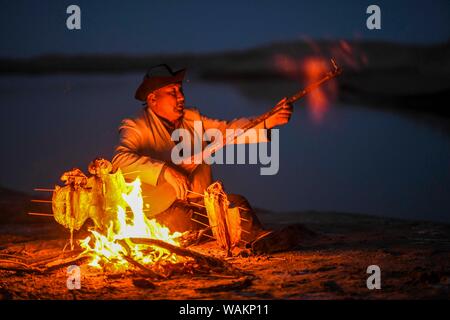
[162,166,190,200]
[264,97,293,129]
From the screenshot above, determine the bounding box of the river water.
[0,74,449,222]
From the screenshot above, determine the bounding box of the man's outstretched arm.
[201,97,293,141]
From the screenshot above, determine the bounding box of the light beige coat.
[112,107,269,194]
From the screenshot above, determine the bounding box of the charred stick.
[121,255,165,279]
[0,259,44,274]
[0,259,33,269]
[29,249,84,267]
[0,253,27,261]
[191,216,249,234]
[129,238,241,274]
[42,255,87,272]
[191,217,212,229]
[191,209,210,218]
[190,202,250,222]
[117,239,165,278]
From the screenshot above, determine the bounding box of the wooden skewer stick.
[192,210,210,219]
[70,229,74,251]
[34,186,250,212]
[186,190,207,198]
[193,210,249,227]
[190,202,250,222]
[34,188,54,192]
[187,201,206,209]
[0,259,32,268]
[31,199,52,203]
[200,232,215,240]
[27,212,53,217]
[187,190,250,212]
[191,218,212,229]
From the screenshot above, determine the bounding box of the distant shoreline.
[1,40,449,117]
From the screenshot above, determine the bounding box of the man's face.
[147,83,185,123]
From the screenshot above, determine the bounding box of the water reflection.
[0,74,449,222]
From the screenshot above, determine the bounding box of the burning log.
[116,239,166,279]
[27,212,53,217]
[41,254,88,272]
[129,238,243,276]
[28,249,84,266]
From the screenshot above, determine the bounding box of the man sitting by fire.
[112,64,293,244]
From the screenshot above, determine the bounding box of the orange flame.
[80,178,182,271]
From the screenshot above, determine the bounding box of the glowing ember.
[80,178,182,271]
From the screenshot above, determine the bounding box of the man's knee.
[154,204,195,233]
[227,194,252,210]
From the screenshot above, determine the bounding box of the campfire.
[79,177,183,271]
[26,158,243,278]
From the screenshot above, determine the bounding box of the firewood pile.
[0,236,258,299]
[0,239,245,278]
[1,157,258,288]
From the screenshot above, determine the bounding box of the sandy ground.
[0,210,449,300]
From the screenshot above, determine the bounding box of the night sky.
[1,0,449,58]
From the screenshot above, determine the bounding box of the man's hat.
[135,64,186,101]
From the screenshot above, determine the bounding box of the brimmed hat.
[135,64,186,101]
